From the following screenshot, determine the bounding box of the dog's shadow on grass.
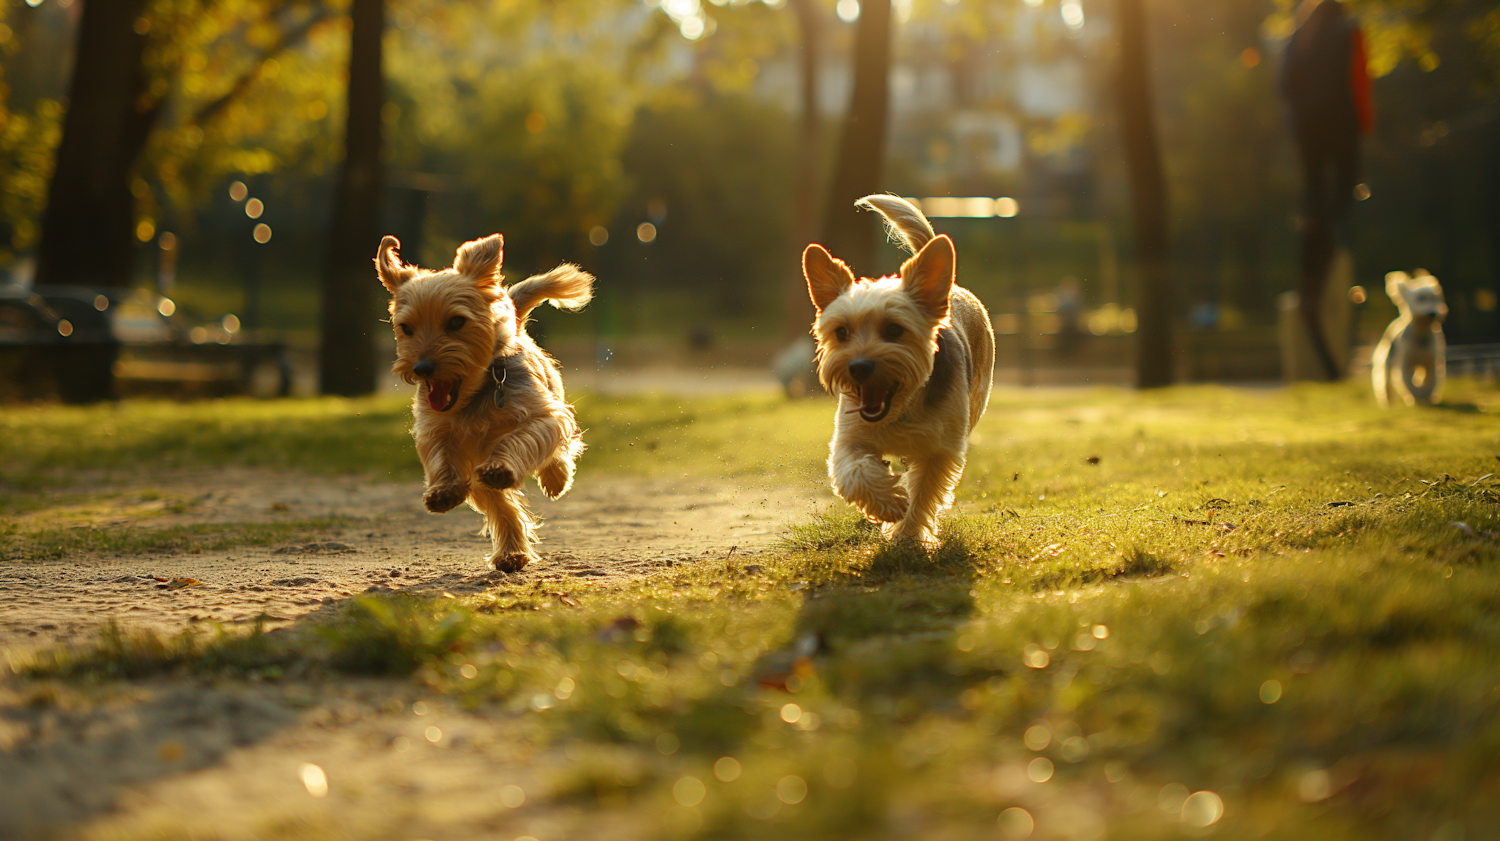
[1429,401,1483,414]
[750,512,986,708]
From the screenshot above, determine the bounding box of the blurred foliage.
[385,12,638,271]
[0,0,1495,336]
[603,90,797,311]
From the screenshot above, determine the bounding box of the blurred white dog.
[1371,270,1447,407]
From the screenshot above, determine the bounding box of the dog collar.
[488,360,508,408]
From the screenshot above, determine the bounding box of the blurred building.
[751,1,1106,215]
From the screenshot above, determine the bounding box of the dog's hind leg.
[470,486,537,572]
[889,453,964,548]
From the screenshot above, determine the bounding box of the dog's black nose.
[413,360,436,378]
[848,358,875,383]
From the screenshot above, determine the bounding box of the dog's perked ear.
[375,236,417,294]
[899,233,955,322]
[1384,271,1411,309]
[804,244,856,314]
[454,234,504,284]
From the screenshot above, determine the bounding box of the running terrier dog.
[802,195,995,547]
[376,234,593,571]
[1371,269,1446,408]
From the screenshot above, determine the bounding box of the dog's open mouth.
[425,379,459,412]
[857,383,896,422]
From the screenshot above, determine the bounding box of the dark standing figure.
[1280,0,1373,380]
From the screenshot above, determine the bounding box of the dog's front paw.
[424,483,468,513]
[476,462,520,490]
[491,551,533,573]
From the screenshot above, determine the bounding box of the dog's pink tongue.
[426,381,453,411]
[860,386,888,417]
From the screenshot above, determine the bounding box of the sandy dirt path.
[0,467,827,840]
[0,467,825,657]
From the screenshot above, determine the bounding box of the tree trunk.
[318,0,385,396]
[818,0,891,277]
[1116,0,1173,388]
[783,0,823,336]
[34,0,154,290]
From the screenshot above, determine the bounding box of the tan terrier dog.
[803,195,995,547]
[376,234,593,571]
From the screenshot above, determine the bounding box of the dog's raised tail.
[508,265,595,321]
[856,194,936,255]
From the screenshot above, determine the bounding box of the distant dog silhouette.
[1371,270,1446,407]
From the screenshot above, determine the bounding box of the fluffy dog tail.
[508,265,595,321]
[856,194,936,255]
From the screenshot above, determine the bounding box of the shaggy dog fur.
[376,234,593,570]
[802,195,995,547]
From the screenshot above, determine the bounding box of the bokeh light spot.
[1259,679,1282,704]
[500,784,525,808]
[1024,723,1051,751]
[673,775,706,807]
[299,763,328,798]
[776,775,807,805]
[998,806,1034,838]
[714,756,742,782]
[1183,791,1224,827]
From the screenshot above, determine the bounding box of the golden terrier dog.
[376,233,593,571]
[803,195,995,547]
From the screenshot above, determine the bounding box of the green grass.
[0,516,366,562]
[8,379,1500,839]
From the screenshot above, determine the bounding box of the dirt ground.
[0,466,827,840]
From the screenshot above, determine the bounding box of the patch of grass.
[0,396,420,479]
[9,379,1500,839]
[0,517,366,561]
[21,618,301,680]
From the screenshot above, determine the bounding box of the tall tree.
[818,0,891,277]
[1117,0,1174,388]
[783,0,824,335]
[26,1,341,287]
[33,0,152,289]
[318,0,384,396]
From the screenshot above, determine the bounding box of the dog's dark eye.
[399,323,413,336]
[446,316,466,332]
[834,326,849,342]
[883,323,904,342]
